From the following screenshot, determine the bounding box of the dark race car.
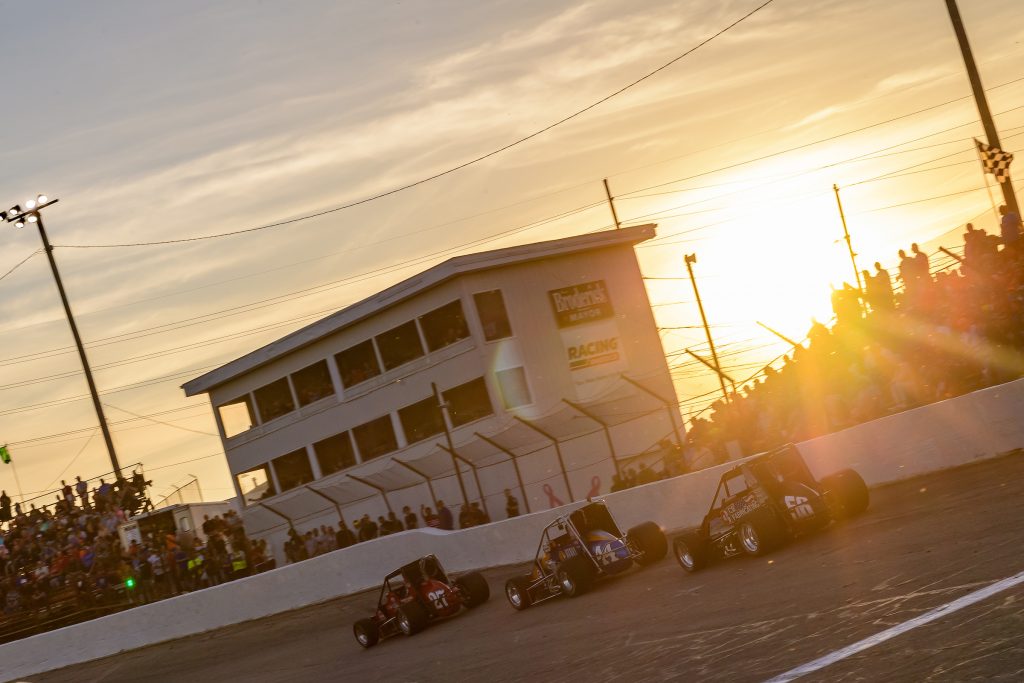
[673,443,869,573]
[352,554,489,648]
[504,500,667,611]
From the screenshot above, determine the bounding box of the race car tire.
[455,571,490,608]
[739,511,785,557]
[627,521,668,566]
[397,600,430,636]
[505,576,533,611]
[556,556,596,598]
[821,468,869,518]
[353,618,379,648]
[673,533,708,573]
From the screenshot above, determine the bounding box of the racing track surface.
[26,454,1024,683]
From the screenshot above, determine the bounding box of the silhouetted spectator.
[504,489,519,518]
[436,500,453,530]
[999,204,1021,248]
[402,505,418,530]
[335,520,355,549]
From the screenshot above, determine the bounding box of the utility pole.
[433,382,469,509]
[603,178,621,230]
[1,197,122,478]
[945,0,1019,216]
[832,184,864,299]
[684,254,730,406]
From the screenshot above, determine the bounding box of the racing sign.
[559,318,628,400]
[548,280,614,328]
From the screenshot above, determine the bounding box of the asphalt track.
[25,454,1024,683]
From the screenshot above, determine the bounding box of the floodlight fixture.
[26,214,38,223]
[25,199,36,210]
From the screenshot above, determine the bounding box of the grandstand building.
[183,224,683,560]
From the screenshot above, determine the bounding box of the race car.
[673,443,869,573]
[504,500,667,611]
[352,554,489,648]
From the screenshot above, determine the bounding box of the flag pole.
[9,459,23,504]
[946,0,1019,216]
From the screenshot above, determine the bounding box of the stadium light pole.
[944,0,1019,216]
[1,196,122,478]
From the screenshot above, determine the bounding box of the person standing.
[873,262,894,310]
[75,476,90,511]
[420,505,441,528]
[436,500,453,530]
[999,204,1021,249]
[335,520,356,549]
[402,505,418,530]
[0,490,10,523]
[504,489,520,519]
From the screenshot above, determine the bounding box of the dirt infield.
[25,453,1024,683]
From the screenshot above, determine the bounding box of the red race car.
[353,555,489,648]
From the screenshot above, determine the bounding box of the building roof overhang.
[182,224,656,397]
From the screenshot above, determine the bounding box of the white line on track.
[763,569,1024,683]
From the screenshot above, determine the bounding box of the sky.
[0,0,1021,506]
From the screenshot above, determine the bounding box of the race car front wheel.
[673,535,708,573]
[505,576,533,611]
[353,618,379,648]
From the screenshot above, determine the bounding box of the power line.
[0,249,40,284]
[103,402,217,437]
[52,0,777,250]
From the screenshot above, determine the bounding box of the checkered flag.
[976,139,1013,183]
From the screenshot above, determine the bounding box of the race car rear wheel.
[353,618,379,648]
[455,571,490,608]
[556,556,596,598]
[673,534,708,573]
[627,521,668,566]
[821,468,869,518]
[397,600,429,636]
[505,576,533,611]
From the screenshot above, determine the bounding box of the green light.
[125,577,136,589]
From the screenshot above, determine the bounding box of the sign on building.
[549,280,628,400]
[548,280,614,328]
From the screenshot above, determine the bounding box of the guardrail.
[2,378,1023,681]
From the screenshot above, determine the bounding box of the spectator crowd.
[684,209,1024,465]
[0,472,267,640]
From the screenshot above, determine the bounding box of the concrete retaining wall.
[3,379,1023,681]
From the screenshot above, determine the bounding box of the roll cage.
[376,555,450,611]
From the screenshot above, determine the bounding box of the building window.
[271,448,315,492]
[217,395,255,438]
[313,432,356,477]
[253,378,295,423]
[496,367,532,409]
[418,300,470,352]
[444,377,494,426]
[335,340,381,389]
[474,289,512,341]
[236,464,276,506]
[353,415,398,461]
[375,321,424,370]
[291,360,335,407]
[399,396,444,445]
